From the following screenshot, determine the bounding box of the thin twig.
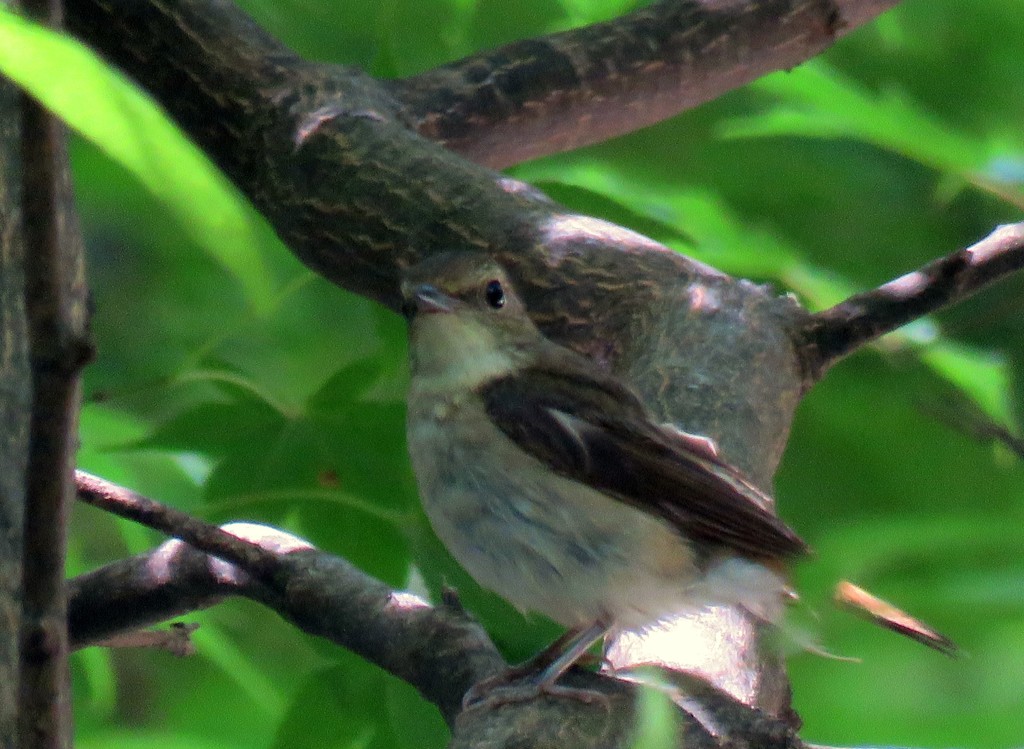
[74,471,282,580]
[90,622,200,657]
[796,222,1024,381]
[72,476,505,725]
[917,395,1024,460]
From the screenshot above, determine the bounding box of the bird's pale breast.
[407,387,705,629]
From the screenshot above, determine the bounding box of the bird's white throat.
[409,314,516,392]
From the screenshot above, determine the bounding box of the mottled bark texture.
[391,0,863,168]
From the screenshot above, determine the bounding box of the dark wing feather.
[479,365,807,559]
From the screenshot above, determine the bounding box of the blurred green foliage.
[4,0,1022,746]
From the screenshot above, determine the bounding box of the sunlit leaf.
[721,62,1024,209]
[0,7,277,311]
[192,621,287,716]
[918,340,1015,429]
[556,0,636,25]
[629,673,678,749]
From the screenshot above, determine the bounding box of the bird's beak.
[405,284,455,317]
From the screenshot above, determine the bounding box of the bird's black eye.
[485,279,505,309]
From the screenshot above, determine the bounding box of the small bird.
[401,251,808,701]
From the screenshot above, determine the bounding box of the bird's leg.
[462,621,611,710]
[529,620,609,683]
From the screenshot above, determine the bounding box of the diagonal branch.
[390,0,902,168]
[72,472,505,726]
[75,471,282,579]
[795,222,1024,381]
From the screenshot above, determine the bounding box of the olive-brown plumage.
[402,251,806,696]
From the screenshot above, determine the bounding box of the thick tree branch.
[796,222,1024,380]
[389,0,901,168]
[68,530,506,728]
[63,0,806,484]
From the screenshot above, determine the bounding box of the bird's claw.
[462,672,610,713]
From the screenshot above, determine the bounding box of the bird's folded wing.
[479,366,808,559]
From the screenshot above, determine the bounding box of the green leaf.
[78,732,234,749]
[139,398,284,456]
[629,673,678,749]
[78,403,150,452]
[918,340,1014,429]
[306,359,387,413]
[192,621,287,716]
[721,62,1024,209]
[384,676,450,749]
[515,160,803,279]
[725,62,986,171]
[0,7,277,311]
[271,659,402,749]
[125,360,416,584]
[69,630,117,719]
[555,0,637,26]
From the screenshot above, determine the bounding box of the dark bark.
[391,0,899,168]
[0,54,31,749]
[2,1,89,747]
[17,0,92,743]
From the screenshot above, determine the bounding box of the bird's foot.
[461,621,611,711]
[462,669,610,712]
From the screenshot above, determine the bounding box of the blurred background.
[55,0,1024,747]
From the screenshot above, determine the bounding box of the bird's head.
[401,252,540,386]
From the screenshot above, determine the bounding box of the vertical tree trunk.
[0,37,33,749]
[1,2,91,746]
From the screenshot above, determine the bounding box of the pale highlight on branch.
[797,222,1024,381]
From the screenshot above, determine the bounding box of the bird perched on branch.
[401,251,809,703]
